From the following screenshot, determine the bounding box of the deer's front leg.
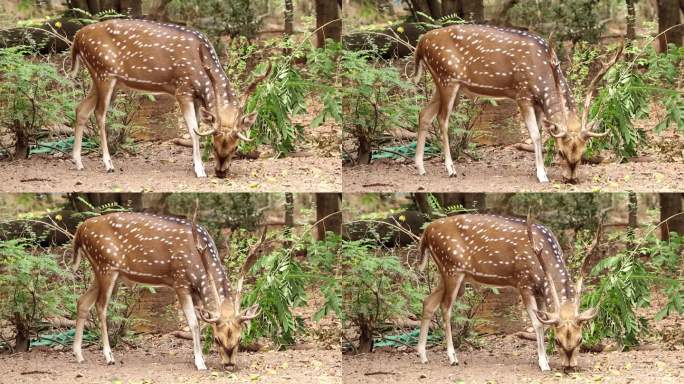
[519,102,549,183]
[176,290,207,370]
[179,98,207,178]
[522,291,550,371]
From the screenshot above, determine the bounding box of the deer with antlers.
[413,24,622,183]
[417,214,598,371]
[71,212,266,370]
[69,19,271,178]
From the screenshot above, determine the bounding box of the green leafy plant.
[0,47,77,158]
[239,231,309,347]
[581,229,684,349]
[0,239,73,352]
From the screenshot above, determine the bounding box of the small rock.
[75,373,83,378]
[419,373,427,379]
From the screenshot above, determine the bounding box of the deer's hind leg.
[437,84,461,177]
[417,278,445,363]
[72,85,98,171]
[441,273,465,366]
[95,271,119,365]
[73,281,98,363]
[416,90,440,176]
[94,78,117,173]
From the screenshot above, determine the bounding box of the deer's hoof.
[106,168,115,174]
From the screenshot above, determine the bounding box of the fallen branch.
[513,331,537,341]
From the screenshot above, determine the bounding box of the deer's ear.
[239,304,260,324]
[534,309,559,325]
[578,307,598,323]
[241,112,258,129]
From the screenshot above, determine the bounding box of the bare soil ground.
[344,337,683,384]
[0,144,340,193]
[343,145,684,192]
[0,336,341,384]
[0,94,341,193]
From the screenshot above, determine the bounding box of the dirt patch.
[0,335,341,384]
[343,145,684,192]
[344,337,683,384]
[0,141,340,192]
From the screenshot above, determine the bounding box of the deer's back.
[73,20,215,87]
[417,24,557,98]
[423,214,563,289]
[75,212,200,280]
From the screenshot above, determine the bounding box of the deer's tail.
[411,37,424,84]
[71,224,84,271]
[69,38,80,77]
[418,231,430,272]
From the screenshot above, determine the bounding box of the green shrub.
[335,237,416,352]
[0,47,77,158]
[0,238,73,352]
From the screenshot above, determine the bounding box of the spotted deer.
[71,212,266,370]
[69,19,271,178]
[417,214,597,371]
[413,24,622,183]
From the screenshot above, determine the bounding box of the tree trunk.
[284,0,294,35]
[410,0,434,22]
[660,193,684,240]
[315,0,342,48]
[315,193,342,240]
[357,320,374,353]
[458,0,484,22]
[626,0,636,40]
[14,125,29,159]
[413,193,433,217]
[628,192,638,230]
[13,314,30,352]
[357,135,371,165]
[657,0,683,52]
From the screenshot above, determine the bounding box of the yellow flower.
[398,215,406,222]
[397,26,405,34]
[55,214,63,221]
[54,21,62,29]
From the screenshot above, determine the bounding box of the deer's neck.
[188,235,232,313]
[202,56,240,112]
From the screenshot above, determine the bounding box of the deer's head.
[198,300,260,370]
[195,63,272,178]
[526,217,598,370]
[544,43,623,183]
[533,278,598,369]
[193,223,267,370]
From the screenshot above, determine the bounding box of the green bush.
[0,238,73,352]
[0,47,77,158]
